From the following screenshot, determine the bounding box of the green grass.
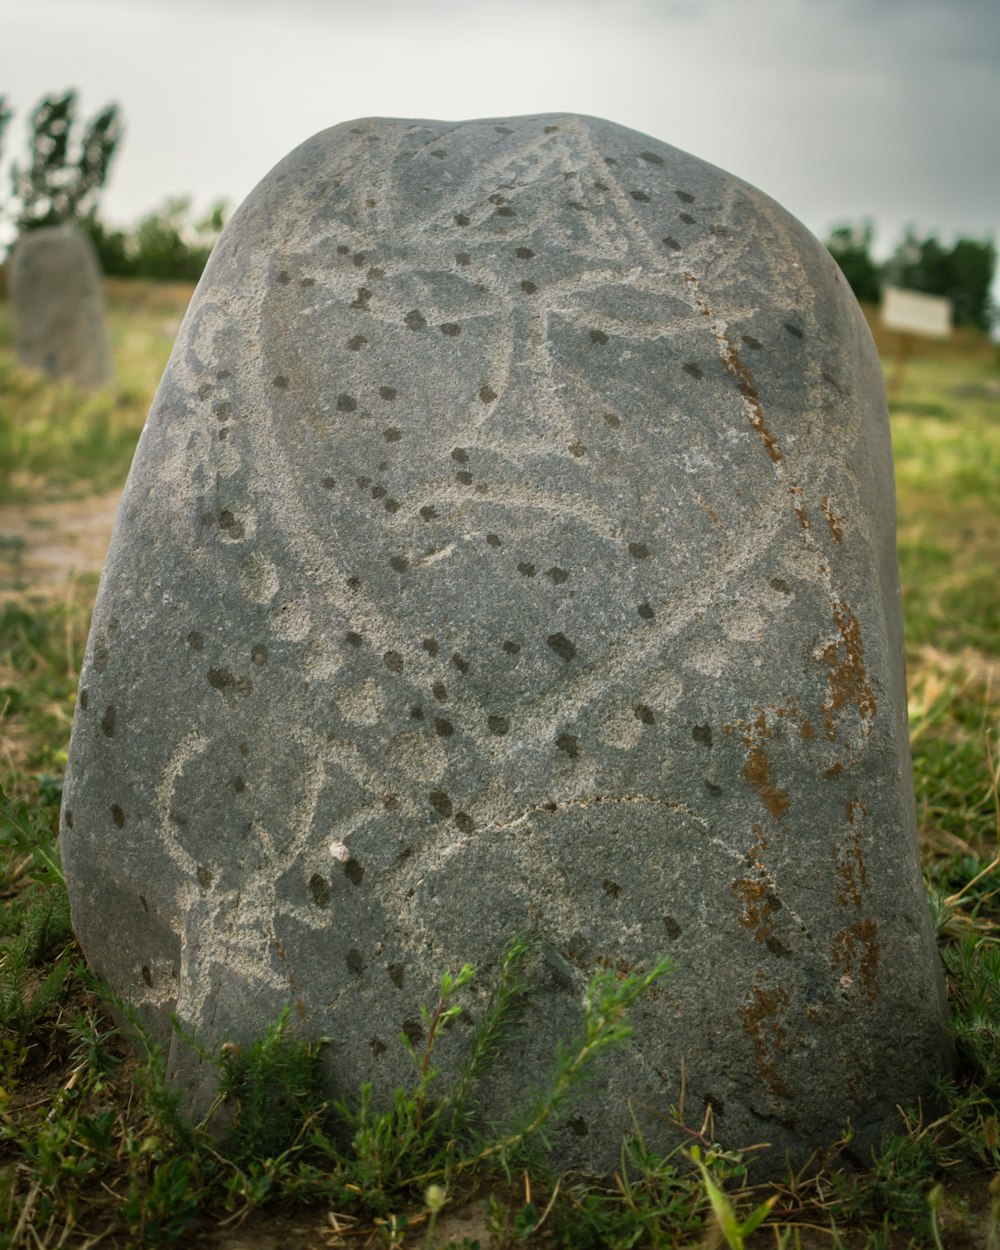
[0,587,96,790]
[0,284,998,1247]
[891,354,1000,658]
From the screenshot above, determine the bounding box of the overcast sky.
[2,0,998,264]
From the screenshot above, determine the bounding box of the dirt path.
[0,489,122,598]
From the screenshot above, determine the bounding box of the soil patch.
[0,488,121,598]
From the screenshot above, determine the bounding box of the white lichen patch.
[268,596,312,642]
[597,703,645,749]
[301,636,345,683]
[718,597,768,643]
[685,640,729,677]
[239,551,280,604]
[382,730,450,783]
[336,678,385,726]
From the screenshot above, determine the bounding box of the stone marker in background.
[9,224,113,389]
[61,114,950,1175]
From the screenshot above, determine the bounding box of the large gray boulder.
[61,114,949,1174]
[9,224,113,389]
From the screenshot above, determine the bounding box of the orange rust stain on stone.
[744,746,790,819]
[832,919,880,1003]
[821,495,844,543]
[778,698,815,742]
[732,824,782,943]
[729,349,783,465]
[835,830,868,908]
[740,708,773,745]
[596,954,650,981]
[836,798,869,907]
[731,876,782,942]
[696,494,722,525]
[737,979,791,1096]
[746,822,770,867]
[790,484,811,530]
[739,697,812,740]
[730,699,819,820]
[682,272,783,465]
[820,602,877,740]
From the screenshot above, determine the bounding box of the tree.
[85,196,228,281]
[0,96,11,169]
[947,237,997,330]
[884,228,996,331]
[825,220,882,304]
[9,90,123,232]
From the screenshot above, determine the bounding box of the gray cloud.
[0,0,995,264]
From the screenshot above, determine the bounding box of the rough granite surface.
[9,225,113,389]
[61,114,950,1174]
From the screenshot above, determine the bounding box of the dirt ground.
[0,488,122,597]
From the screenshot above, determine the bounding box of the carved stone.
[62,115,949,1174]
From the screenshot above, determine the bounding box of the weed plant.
[0,285,998,1245]
[0,588,94,788]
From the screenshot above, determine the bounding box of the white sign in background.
[882,286,952,340]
